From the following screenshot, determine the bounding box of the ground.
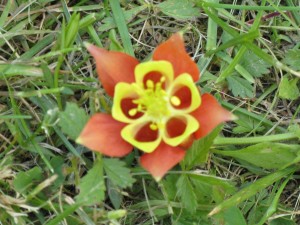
[0,0,300,224]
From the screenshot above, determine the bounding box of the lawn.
[0,0,300,224]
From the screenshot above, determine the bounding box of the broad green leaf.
[270,217,297,225]
[183,126,222,169]
[107,179,123,209]
[240,50,271,78]
[162,174,179,200]
[189,174,236,195]
[176,175,198,212]
[13,167,43,194]
[278,76,300,100]
[227,75,253,98]
[248,204,269,225]
[158,0,199,20]
[233,113,265,134]
[189,173,236,205]
[103,158,135,188]
[173,208,212,225]
[288,124,300,139]
[220,206,247,225]
[50,156,65,188]
[199,71,217,83]
[282,49,300,71]
[76,160,105,205]
[213,142,300,169]
[58,102,89,140]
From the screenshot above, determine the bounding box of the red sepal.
[140,143,186,181]
[86,44,138,96]
[192,93,234,139]
[77,113,133,157]
[153,33,200,82]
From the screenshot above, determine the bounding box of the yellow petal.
[168,73,201,113]
[162,114,199,147]
[121,120,162,153]
[112,82,144,123]
[134,61,174,88]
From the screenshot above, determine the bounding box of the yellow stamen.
[146,79,154,89]
[129,108,137,116]
[150,123,158,130]
[170,96,181,106]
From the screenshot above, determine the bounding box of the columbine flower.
[77,33,234,181]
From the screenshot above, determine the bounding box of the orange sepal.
[77,113,133,157]
[140,143,186,181]
[192,93,235,139]
[153,33,200,82]
[86,43,139,96]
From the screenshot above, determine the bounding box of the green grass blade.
[20,34,55,60]
[201,4,300,78]
[214,132,298,145]
[206,0,218,51]
[15,87,73,98]
[256,175,292,225]
[266,0,300,30]
[208,166,297,216]
[6,82,54,172]
[216,52,255,83]
[217,47,247,83]
[0,14,39,47]
[0,64,43,77]
[206,30,260,57]
[197,1,300,11]
[0,115,32,119]
[221,101,286,132]
[109,0,135,56]
[87,25,103,47]
[44,203,81,225]
[286,0,300,25]
[53,127,82,159]
[216,0,266,83]
[0,2,11,27]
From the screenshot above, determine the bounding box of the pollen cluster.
[129,76,182,131]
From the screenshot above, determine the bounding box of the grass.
[0,0,300,224]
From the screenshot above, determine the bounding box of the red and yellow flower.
[77,33,234,181]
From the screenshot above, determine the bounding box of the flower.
[77,33,235,181]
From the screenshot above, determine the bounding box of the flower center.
[129,77,181,129]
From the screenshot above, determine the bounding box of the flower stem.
[214,133,298,145]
